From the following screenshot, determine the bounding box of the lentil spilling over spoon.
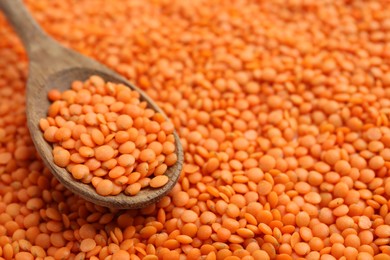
[0,0,183,209]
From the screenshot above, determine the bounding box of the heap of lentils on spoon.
[39,75,178,196]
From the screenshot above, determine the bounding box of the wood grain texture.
[0,0,183,209]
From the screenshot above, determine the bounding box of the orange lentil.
[197,225,212,241]
[71,164,89,180]
[304,192,322,204]
[54,247,71,260]
[259,155,276,172]
[94,145,115,161]
[91,129,105,145]
[357,252,374,260]
[296,212,310,227]
[139,149,156,162]
[358,216,372,230]
[257,181,273,196]
[181,210,198,223]
[294,242,310,256]
[44,126,58,142]
[80,238,97,252]
[295,182,311,194]
[149,175,169,188]
[369,156,385,170]
[375,225,390,238]
[95,179,114,196]
[125,182,142,196]
[312,223,330,239]
[53,148,70,167]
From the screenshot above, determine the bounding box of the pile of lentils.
[0,0,389,259]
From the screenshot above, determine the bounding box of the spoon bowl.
[0,0,183,209]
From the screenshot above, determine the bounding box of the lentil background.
[0,0,390,259]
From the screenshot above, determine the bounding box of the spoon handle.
[0,0,105,79]
[0,0,52,55]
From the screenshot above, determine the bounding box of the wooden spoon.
[0,0,183,209]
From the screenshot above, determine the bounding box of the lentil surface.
[0,0,390,259]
